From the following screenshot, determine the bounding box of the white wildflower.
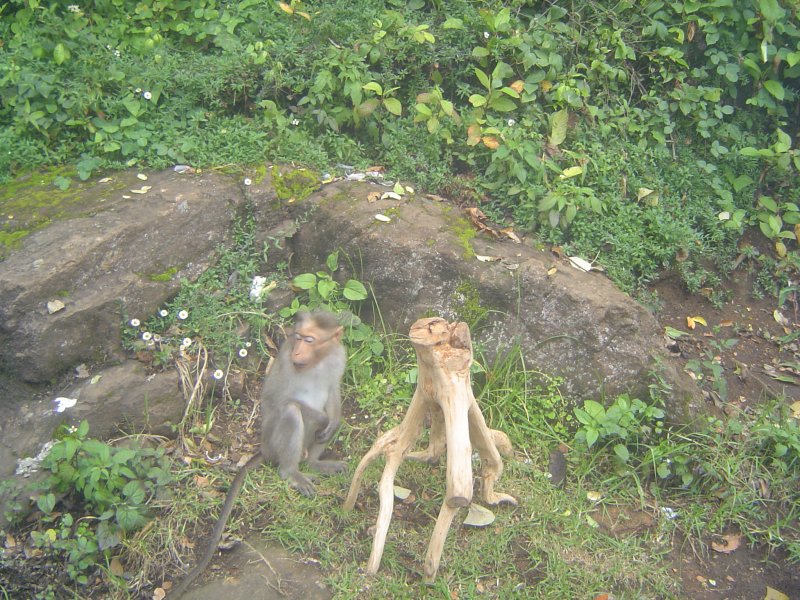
[213,369,224,380]
[178,310,188,320]
[291,118,300,126]
[67,5,80,13]
[153,334,162,342]
[507,118,516,126]
[135,88,142,94]
[159,309,168,317]
[143,91,152,100]
[244,178,252,186]
[238,348,248,358]
[130,318,140,327]
[142,332,152,341]
[182,337,193,347]
[484,31,490,39]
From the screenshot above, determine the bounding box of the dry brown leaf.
[109,557,125,577]
[500,227,521,243]
[466,124,482,146]
[482,136,500,149]
[711,533,741,554]
[153,587,167,600]
[547,267,558,276]
[367,191,381,203]
[194,475,210,487]
[720,320,733,327]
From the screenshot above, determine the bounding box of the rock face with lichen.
[0,167,702,497]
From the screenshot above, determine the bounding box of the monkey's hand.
[316,422,338,443]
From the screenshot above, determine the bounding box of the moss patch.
[271,166,319,203]
[0,167,128,258]
[146,267,179,282]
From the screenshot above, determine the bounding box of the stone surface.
[0,167,702,516]
[0,169,241,384]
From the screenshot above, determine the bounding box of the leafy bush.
[30,420,173,584]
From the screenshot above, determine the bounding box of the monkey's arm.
[316,384,342,443]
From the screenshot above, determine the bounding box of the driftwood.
[343,317,517,582]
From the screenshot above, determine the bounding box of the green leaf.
[53,176,71,191]
[549,109,568,146]
[758,0,785,22]
[442,17,464,30]
[475,68,491,91]
[326,252,339,272]
[585,427,599,447]
[763,80,785,101]
[383,97,402,116]
[53,43,70,65]
[292,273,317,290]
[362,81,383,95]
[468,94,487,107]
[488,95,517,112]
[656,461,671,478]
[613,444,630,463]
[37,493,56,514]
[96,521,122,550]
[122,481,146,504]
[343,279,368,301]
[317,278,337,299]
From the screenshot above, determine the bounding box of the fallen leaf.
[665,326,690,339]
[773,310,790,327]
[500,227,521,243]
[392,181,405,195]
[764,586,790,600]
[129,186,152,194]
[475,254,502,262]
[547,267,558,276]
[586,491,603,502]
[585,514,599,528]
[122,194,132,199]
[568,256,594,272]
[790,400,800,419]
[380,191,401,201]
[463,503,495,527]
[4,533,16,549]
[711,533,741,554]
[720,320,733,327]
[136,173,148,181]
[393,485,411,500]
[637,187,659,206]
[374,213,392,222]
[686,316,707,329]
[593,594,610,600]
[98,177,113,183]
[47,299,65,314]
[153,588,167,600]
[109,557,125,576]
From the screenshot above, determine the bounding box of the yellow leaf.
[278,2,293,14]
[764,586,790,600]
[466,124,482,146]
[547,267,558,276]
[540,80,553,92]
[775,240,787,257]
[510,79,525,93]
[586,491,603,502]
[559,166,583,179]
[686,316,707,329]
[482,136,500,149]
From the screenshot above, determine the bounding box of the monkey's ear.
[333,326,344,342]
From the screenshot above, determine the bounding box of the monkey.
[170,310,347,598]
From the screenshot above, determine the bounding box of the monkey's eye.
[294,333,316,344]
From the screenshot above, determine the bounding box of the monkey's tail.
[169,453,263,598]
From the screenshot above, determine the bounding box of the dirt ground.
[650,266,800,600]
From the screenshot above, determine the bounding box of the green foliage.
[30,420,172,583]
[271,166,320,203]
[2,0,799,291]
[280,250,369,317]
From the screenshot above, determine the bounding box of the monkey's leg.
[271,403,317,496]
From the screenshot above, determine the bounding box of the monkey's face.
[289,322,343,370]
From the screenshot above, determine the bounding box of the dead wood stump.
[343,317,517,582]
